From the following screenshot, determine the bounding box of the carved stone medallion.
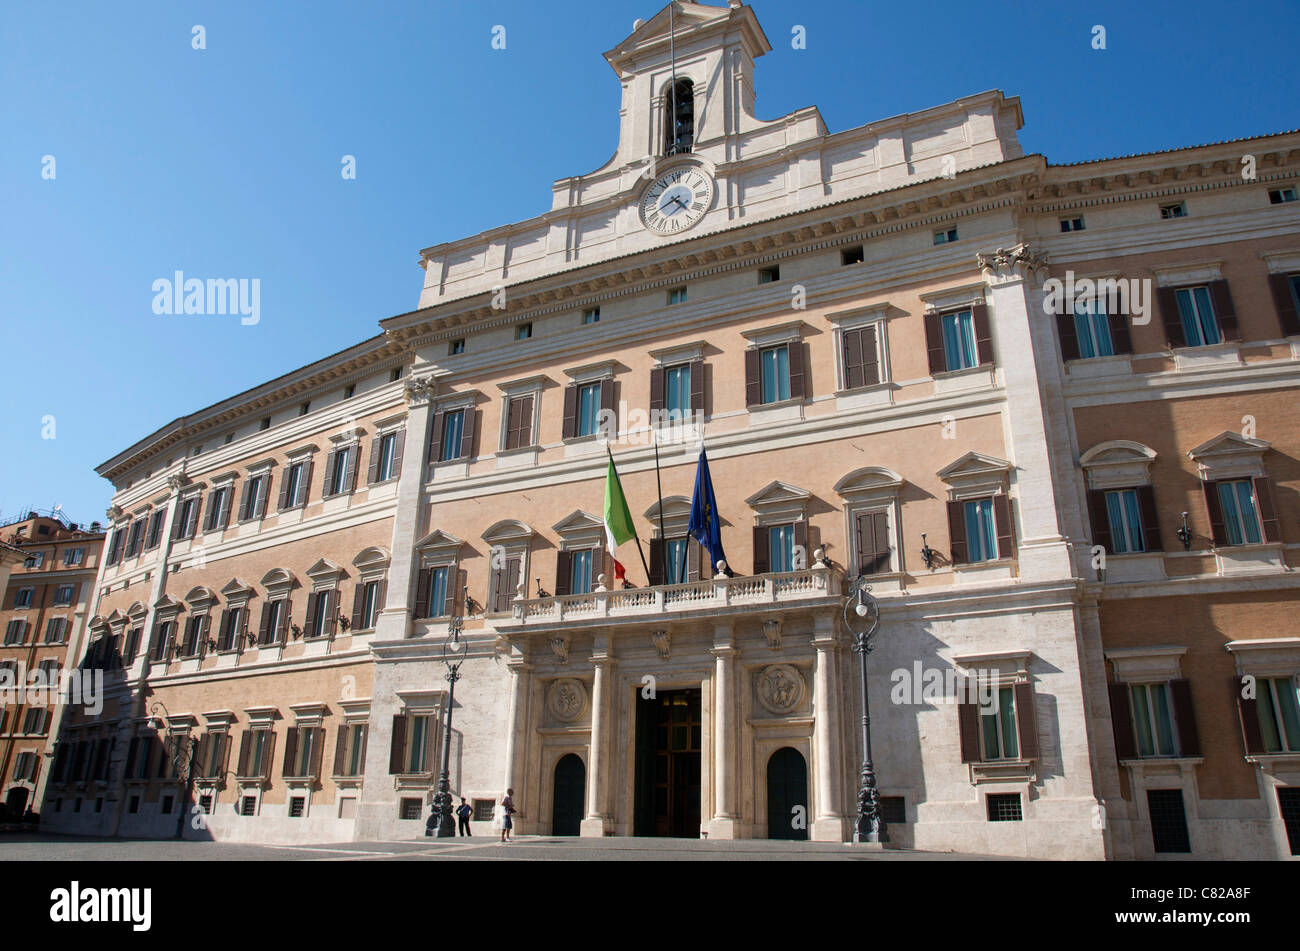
[547,678,588,723]
[756,664,806,715]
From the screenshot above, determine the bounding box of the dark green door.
[767,747,808,840]
[552,753,585,836]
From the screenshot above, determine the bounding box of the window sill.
[393,773,435,792]
[563,435,608,459]
[1062,353,1133,380]
[969,759,1036,784]
[1172,341,1241,371]
[1095,551,1166,584]
[834,382,895,412]
[746,398,805,428]
[952,559,1016,585]
[1214,543,1285,575]
[429,459,470,483]
[235,776,272,789]
[931,364,995,395]
[333,775,364,788]
[496,445,540,470]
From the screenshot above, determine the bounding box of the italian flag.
[603,453,637,583]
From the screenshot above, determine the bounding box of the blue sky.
[2,0,1296,526]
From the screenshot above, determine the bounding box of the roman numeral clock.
[639,165,714,235]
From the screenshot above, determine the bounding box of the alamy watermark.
[1042,270,1151,325]
[152,271,260,325]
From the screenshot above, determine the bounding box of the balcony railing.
[505,567,841,626]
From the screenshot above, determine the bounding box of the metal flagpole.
[652,432,671,582]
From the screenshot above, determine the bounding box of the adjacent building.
[41,1,1300,858]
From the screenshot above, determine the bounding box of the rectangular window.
[218,606,244,650]
[582,307,600,325]
[428,567,450,618]
[243,474,267,520]
[406,715,431,773]
[205,487,232,532]
[473,798,495,821]
[145,508,166,549]
[1104,489,1146,554]
[664,364,691,419]
[260,600,285,646]
[305,592,329,639]
[758,265,780,284]
[106,529,123,565]
[344,383,356,398]
[259,417,271,431]
[1059,216,1086,232]
[569,549,594,595]
[667,286,688,305]
[22,707,48,735]
[768,524,796,573]
[288,796,305,818]
[62,547,85,566]
[15,752,37,782]
[439,410,465,462]
[400,798,422,820]
[360,581,382,630]
[515,323,533,341]
[1130,683,1178,757]
[759,344,791,404]
[576,382,601,437]
[1216,479,1263,546]
[841,246,864,266]
[1147,789,1191,853]
[665,537,689,585]
[942,310,979,371]
[282,462,307,508]
[181,615,205,656]
[150,621,173,662]
[288,727,320,778]
[377,433,398,482]
[933,227,958,245]
[299,402,310,417]
[448,338,465,355]
[246,730,272,777]
[53,584,75,606]
[339,722,367,776]
[963,499,998,563]
[326,447,352,496]
[980,686,1020,760]
[175,497,199,538]
[503,396,535,451]
[1257,676,1300,753]
[1160,202,1187,219]
[1268,187,1297,204]
[240,796,257,817]
[126,519,145,556]
[986,793,1023,822]
[45,617,67,644]
[1175,286,1222,347]
[25,552,44,569]
[1073,299,1114,359]
[2,620,21,645]
[14,587,33,609]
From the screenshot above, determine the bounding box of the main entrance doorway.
[551,753,585,836]
[633,688,702,837]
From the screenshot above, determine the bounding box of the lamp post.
[428,590,467,838]
[843,575,886,844]
[150,700,197,840]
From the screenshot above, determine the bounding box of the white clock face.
[640,167,714,235]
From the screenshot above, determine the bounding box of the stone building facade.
[40,2,1300,858]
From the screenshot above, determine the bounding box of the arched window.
[663,79,694,156]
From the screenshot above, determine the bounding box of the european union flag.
[688,447,727,577]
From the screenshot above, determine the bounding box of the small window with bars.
[986,793,1023,822]
[473,799,496,821]
[1146,788,1191,853]
[289,796,306,818]
[400,798,423,820]
[240,796,257,817]
[198,795,213,815]
[878,796,906,825]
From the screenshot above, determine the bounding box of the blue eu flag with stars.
[688,447,727,576]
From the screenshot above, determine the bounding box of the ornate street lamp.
[150,700,197,840]
[428,590,467,838]
[843,575,886,844]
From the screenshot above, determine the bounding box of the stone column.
[501,656,532,826]
[709,622,739,838]
[581,636,614,836]
[375,374,438,641]
[978,244,1073,582]
[811,613,847,842]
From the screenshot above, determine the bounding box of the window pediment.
[937,452,1012,499]
[259,568,297,597]
[834,467,904,501]
[1079,440,1157,490]
[553,511,605,548]
[125,601,147,619]
[740,320,804,348]
[644,496,693,537]
[353,547,391,571]
[482,520,534,546]
[305,559,343,583]
[221,578,255,602]
[563,360,619,383]
[415,529,464,560]
[745,481,810,525]
[152,595,182,614]
[183,586,216,610]
[1187,432,1269,480]
[1104,646,1186,682]
[1225,638,1300,678]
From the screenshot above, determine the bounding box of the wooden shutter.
[648,538,665,586]
[218,486,233,528]
[993,495,1015,558]
[444,567,461,617]
[1108,683,1137,760]
[689,359,704,414]
[554,550,573,597]
[259,732,276,779]
[793,519,809,567]
[459,408,476,460]
[1235,676,1266,755]
[842,327,865,389]
[855,511,890,575]
[507,395,533,449]
[494,556,521,612]
[258,602,272,645]
[1253,477,1282,543]
[324,590,338,635]
[752,525,770,575]
[1107,312,1134,355]
[413,568,432,620]
[1158,286,1185,347]
[561,384,578,439]
[237,731,252,777]
[1207,279,1238,341]
[599,378,616,424]
[1268,272,1300,335]
[367,437,383,484]
[194,734,211,777]
[947,500,968,565]
[1203,480,1227,546]
[283,728,300,776]
[1168,679,1200,756]
[958,701,982,763]
[925,312,946,374]
[389,715,408,773]
[689,538,704,581]
[187,498,201,536]
[389,432,404,476]
[649,366,666,412]
[257,475,271,518]
[1056,312,1080,361]
[213,733,230,777]
[744,348,761,406]
[309,727,325,778]
[324,450,340,496]
[972,304,994,366]
[1135,485,1164,551]
[345,446,359,493]
[373,581,387,625]
[1014,682,1039,760]
[350,584,365,632]
[333,725,349,776]
[427,411,445,466]
[303,593,319,638]
[787,341,807,399]
[277,470,292,510]
[1086,489,1114,553]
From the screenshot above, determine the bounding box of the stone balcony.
[495,566,843,634]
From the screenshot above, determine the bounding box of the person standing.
[499,788,516,843]
[456,798,473,837]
